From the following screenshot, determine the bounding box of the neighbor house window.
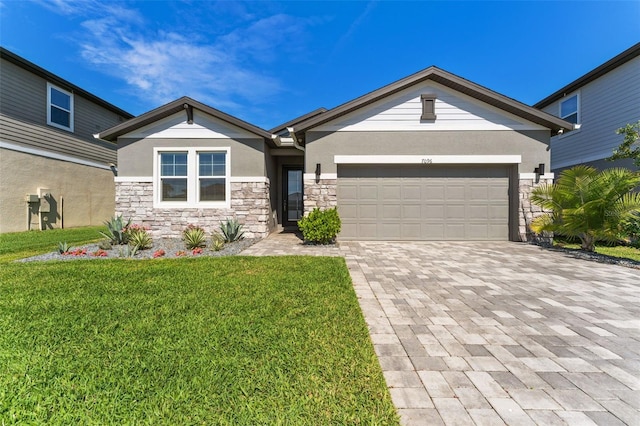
[560,94,579,125]
[47,83,74,131]
[421,94,437,120]
[154,147,230,208]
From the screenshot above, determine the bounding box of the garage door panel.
[339,204,358,219]
[358,185,378,200]
[468,204,489,218]
[422,224,444,238]
[380,223,401,239]
[358,204,379,219]
[446,185,465,201]
[403,204,421,220]
[337,165,510,241]
[423,184,445,200]
[382,185,401,200]
[358,223,378,239]
[446,204,466,220]
[382,204,401,218]
[337,184,358,199]
[402,223,422,239]
[445,224,465,239]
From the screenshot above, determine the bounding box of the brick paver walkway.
[243,234,640,425]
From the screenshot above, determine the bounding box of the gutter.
[271,127,305,152]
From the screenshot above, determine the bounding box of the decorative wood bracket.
[184,103,193,124]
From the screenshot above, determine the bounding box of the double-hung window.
[559,94,579,125]
[155,147,230,208]
[160,152,188,201]
[47,83,74,131]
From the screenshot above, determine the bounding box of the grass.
[0,254,398,424]
[0,226,103,263]
[555,241,640,262]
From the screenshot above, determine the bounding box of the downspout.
[287,127,305,152]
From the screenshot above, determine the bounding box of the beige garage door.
[337,165,510,241]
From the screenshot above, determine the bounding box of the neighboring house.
[0,47,133,233]
[535,42,640,173]
[99,66,572,241]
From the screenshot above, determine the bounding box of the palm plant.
[530,165,640,252]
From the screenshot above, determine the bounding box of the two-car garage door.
[337,165,511,241]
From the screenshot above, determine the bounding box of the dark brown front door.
[283,167,303,227]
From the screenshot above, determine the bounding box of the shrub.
[126,224,152,250]
[153,249,165,258]
[297,207,341,244]
[100,215,132,245]
[622,211,640,248]
[183,225,207,249]
[220,219,244,243]
[92,249,108,257]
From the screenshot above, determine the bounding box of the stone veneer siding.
[518,176,553,243]
[303,178,337,214]
[115,180,272,239]
[306,176,552,242]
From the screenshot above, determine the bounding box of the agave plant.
[530,165,640,252]
[211,233,225,251]
[220,218,244,243]
[183,225,207,250]
[100,215,132,245]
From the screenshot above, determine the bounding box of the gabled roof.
[98,96,274,142]
[535,42,640,109]
[291,66,574,135]
[0,47,133,119]
[269,107,327,135]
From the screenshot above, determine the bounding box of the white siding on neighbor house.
[314,81,547,132]
[544,56,640,170]
[121,110,258,139]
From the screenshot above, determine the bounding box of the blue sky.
[1,1,638,129]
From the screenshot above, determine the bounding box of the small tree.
[530,165,640,252]
[607,120,640,167]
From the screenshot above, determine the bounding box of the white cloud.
[40,1,307,115]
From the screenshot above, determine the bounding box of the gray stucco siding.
[305,130,550,174]
[117,137,267,177]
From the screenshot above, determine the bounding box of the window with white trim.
[154,148,230,208]
[47,83,74,131]
[560,94,579,125]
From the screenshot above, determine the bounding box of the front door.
[283,167,303,227]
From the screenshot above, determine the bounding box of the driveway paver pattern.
[243,234,640,425]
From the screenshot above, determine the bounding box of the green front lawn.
[555,242,640,262]
[0,256,398,424]
[0,226,103,263]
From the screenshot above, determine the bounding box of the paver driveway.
[244,236,640,425]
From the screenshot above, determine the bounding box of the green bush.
[99,215,131,245]
[298,207,341,244]
[220,219,244,243]
[622,211,640,248]
[183,225,207,250]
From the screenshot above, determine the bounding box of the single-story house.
[98,66,573,241]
